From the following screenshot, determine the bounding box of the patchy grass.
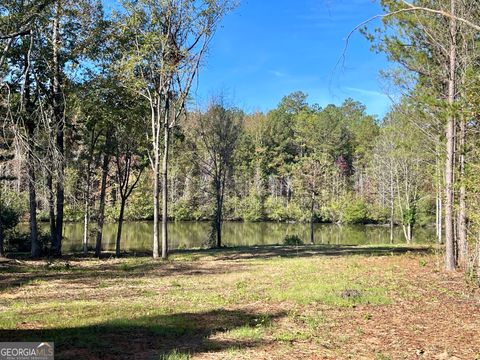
[0,244,479,359]
[160,349,191,360]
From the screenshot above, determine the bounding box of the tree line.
[1,0,480,281]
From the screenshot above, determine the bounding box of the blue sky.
[191,0,393,117]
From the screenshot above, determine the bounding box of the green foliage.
[415,196,435,226]
[0,188,27,218]
[283,234,303,246]
[402,207,416,226]
[173,200,194,222]
[64,204,84,222]
[0,203,20,232]
[6,231,51,253]
[232,195,263,222]
[342,198,368,225]
[264,197,302,222]
[367,203,389,224]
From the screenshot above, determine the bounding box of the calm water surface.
[25,222,436,252]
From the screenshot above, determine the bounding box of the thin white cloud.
[344,86,389,98]
[269,70,286,78]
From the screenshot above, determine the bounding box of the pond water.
[23,221,436,252]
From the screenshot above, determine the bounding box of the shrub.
[173,199,194,221]
[342,198,368,224]
[238,194,263,222]
[367,203,389,224]
[283,234,303,246]
[0,203,20,231]
[265,197,303,222]
[6,231,51,253]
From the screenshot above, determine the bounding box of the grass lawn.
[0,244,479,359]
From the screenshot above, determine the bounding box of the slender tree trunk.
[310,193,315,244]
[153,155,160,259]
[51,0,64,257]
[0,189,4,257]
[216,182,222,248]
[216,213,222,248]
[445,0,457,271]
[25,108,40,257]
[82,156,92,254]
[436,193,440,241]
[402,225,409,243]
[161,125,170,260]
[54,143,64,256]
[0,207,4,257]
[95,148,110,258]
[390,168,394,243]
[436,146,443,244]
[46,172,56,246]
[457,113,467,267]
[22,49,40,257]
[477,239,480,284]
[28,149,40,257]
[83,198,89,254]
[116,198,126,257]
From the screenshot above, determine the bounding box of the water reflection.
[24,222,436,252]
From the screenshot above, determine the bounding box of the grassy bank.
[0,244,478,359]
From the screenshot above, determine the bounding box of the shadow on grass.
[0,244,432,293]
[0,309,284,360]
[174,243,434,261]
[0,259,250,293]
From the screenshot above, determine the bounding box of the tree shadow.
[0,309,285,360]
[175,243,433,261]
[0,244,432,293]
[0,258,252,293]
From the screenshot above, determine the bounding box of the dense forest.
[0,0,479,279]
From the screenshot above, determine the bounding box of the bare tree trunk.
[477,239,480,284]
[436,193,440,241]
[390,168,394,243]
[402,225,411,244]
[82,154,93,254]
[216,208,222,248]
[82,177,91,255]
[28,148,40,257]
[95,147,110,258]
[115,198,126,257]
[51,0,64,257]
[46,172,56,246]
[22,45,40,257]
[0,205,4,257]
[445,0,457,271]
[54,143,64,256]
[310,193,315,244]
[215,180,222,248]
[153,156,160,259]
[436,146,443,244]
[82,197,89,254]
[161,125,170,260]
[0,187,5,257]
[457,111,467,267]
